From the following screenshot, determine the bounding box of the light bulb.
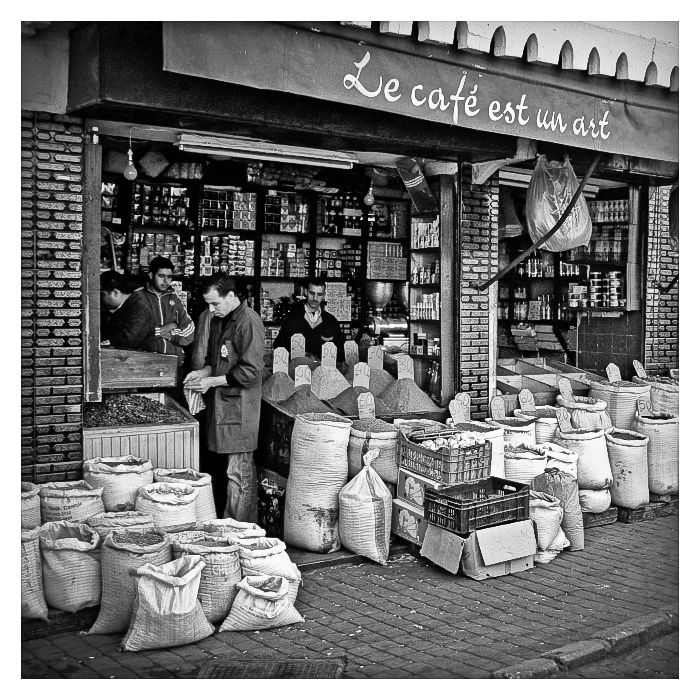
[363,184,375,207]
[123,148,138,181]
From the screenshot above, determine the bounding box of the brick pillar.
[458,168,499,419]
[21,111,85,483]
[644,185,678,372]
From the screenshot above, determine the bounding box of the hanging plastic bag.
[526,155,592,252]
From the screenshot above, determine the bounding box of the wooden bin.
[82,392,199,471]
[100,348,178,389]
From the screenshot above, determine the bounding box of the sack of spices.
[339,448,393,566]
[134,482,198,532]
[486,416,537,449]
[450,420,506,479]
[539,442,578,479]
[579,488,611,514]
[172,536,241,624]
[556,395,612,432]
[525,155,592,252]
[21,482,41,530]
[154,468,217,523]
[86,511,155,544]
[605,428,650,510]
[310,365,351,401]
[531,467,584,550]
[89,528,171,635]
[632,376,679,415]
[504,445,548,485]
[39,520,101,613]
[39,480,106,524]
[121,555,214,651]
[554,427,612,490]
[514,406,559,444]
[83,455,154,512]
[347,418,400,484]
[200,518,266,542]
[284,413,353,553]
[528,491,564,551]
[219,575,303,632]
[588,380,651,431]
[237,537,302,605]
[632,411,679,495]
[21,527,48,620]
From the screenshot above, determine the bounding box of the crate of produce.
[424,476,529,535]
[83,392,199,471]
[398,429,492,485]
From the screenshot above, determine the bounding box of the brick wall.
[644,185,678,372]
[21,111,85,483]
[459,169,499,419]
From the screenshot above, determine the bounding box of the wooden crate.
[583,507,619,528]
[82,392,199,471]
[100,348,178,389]
[617,497,679,523]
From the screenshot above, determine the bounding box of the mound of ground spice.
[369,368,397,396]
[452,421,500,433]
[597,380,642,388]
[351,417,398,433]
[262,371,296,403]
[329,386,390,416]
[519,406,559,419]
[278,385,337,415]
[311,366,351,400]
[380,378,438,413]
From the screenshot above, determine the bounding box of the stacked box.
[200,187,257,231]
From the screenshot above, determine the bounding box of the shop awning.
[162,22,678,164]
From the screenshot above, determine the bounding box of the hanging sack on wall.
[486,416,537,449]
[39,520,101,613]
[556,395,612,431]
[154,468,217,523]
[632,376,679,415]
[450,420,506,479]
[554,427,612,490]
[529,491,564,551]
[121,555,214,651]
[237,538,302,605]
[504,445,548,485]
[514,406,559,444]
[339,448,393,566]
[219,575,303,632]
[134,482,197,532]
[588,380,651,431]
[86,511,155,544]
[39,480,105,524]
[83,455,154,512]
[284,412,353,553]
[632,411,679,495]
[21,482,41,530]
[531,467,584,551]
[347,419,400,484]
[172,536,242,624]
[525,155,592,252]
[579,488,611,514]
[605,428,650,510]
[21,527,48,620]
[89,528,171,635]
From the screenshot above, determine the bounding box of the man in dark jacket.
[183,273,265,521]
[272,277,346,363]
[100,270,159,352]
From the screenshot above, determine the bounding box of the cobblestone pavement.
[21,515,679,679]
[557,631,679,678]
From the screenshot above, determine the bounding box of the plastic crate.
[424,476,530,535]
[398,429,492,485]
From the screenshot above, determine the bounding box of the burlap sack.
[531,468,584,551]
[83,455,154,512]
[21,527,48,620]
[134,483,197,532]
[154,468,217,523]
[237,538,303,604]
[86,511,155,544]
[22,482,41,529]
[39,480,105,524]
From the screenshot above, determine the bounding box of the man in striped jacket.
[134,256,195,365]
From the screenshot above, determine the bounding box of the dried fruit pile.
[84,394,187,428]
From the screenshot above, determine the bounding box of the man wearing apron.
[184,273,265,521]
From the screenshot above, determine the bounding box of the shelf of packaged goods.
[313,233,363,240]
[201,227,258,236]
[499,318,574,325]
[568,306,627,312]
[259,275,306,281]
[409,283,440,289]
[565,259,627,268]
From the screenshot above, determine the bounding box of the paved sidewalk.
[21,515,679,679]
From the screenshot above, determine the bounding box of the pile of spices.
[518,406,560,418]
[162,471,202,482]
[112,530,164,547]
[310,366,351,400]
[608,431,646,441]
[262,372,296,403]
[83,394,187,428]
[381,378,438,413]
[598,380,642,388]
[329,386,390,416]
[351,417,398,433]
[489,416,536,427]
[369,368,397,396]
[278,385,337,415]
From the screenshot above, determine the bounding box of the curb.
[490,606,679,679]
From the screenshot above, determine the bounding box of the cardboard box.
[420,520,536,580]
[396,467,444,510]
[391,498,428,546]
